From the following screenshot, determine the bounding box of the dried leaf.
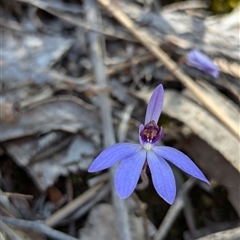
[119,1,239,61]
[79,203,156,240]
[1,99,100,142]
[0,194,22,218]
[0,99,20,124]
[1,29,72,89]
[4,134,97,191]
[178,135,240,216]
[196,226,240,240]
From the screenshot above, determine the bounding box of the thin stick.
[153,178,196,240]
[162,0,209,12]
[117,104,135,142]
[56,183,111,227]
[183,198,197,238]
[45,181,105,227]
[85,1,132,240]
[1,217,79,240]
[136,167,149,190]
[47,54,154,85]
[97,0,239,140]
[25,95,94,111]
[0,220,23,240]
[1,192,33,200]
[0,17,30,32]
[132,193,150,240]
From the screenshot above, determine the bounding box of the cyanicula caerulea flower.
[186,50,219,78]
[88,85,209,204]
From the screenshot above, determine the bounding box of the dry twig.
[1,192,33,200]
[153,178,196,240]
[1,217,79,240]
[56,183,111,227]
[85,0,132,239]
[0,221,23,240]
[48,54,154,85]
[132,193,150,240]
[44,181,106,227]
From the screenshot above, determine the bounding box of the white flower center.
[144,142,152,151]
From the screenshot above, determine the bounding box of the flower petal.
[145,84,164,124]
[139,124,144,145]
[88,143,142,172]
[186,50,219,78]
[114,149,146,199]
[147,150,176,204]
[154,146,210,184]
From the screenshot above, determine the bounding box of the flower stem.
[137,163,149,190]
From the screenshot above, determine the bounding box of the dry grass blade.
[56,183,111,227]
[1,192,33,200]
[97,0,239,140]
[48,54,155,86]
[153,179,196,240]
[1,217,79,240]
[45,181,105,227]
[162,0,209,12]
[0,221,23,240]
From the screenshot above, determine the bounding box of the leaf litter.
[0,0,239,239]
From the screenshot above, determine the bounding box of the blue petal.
[145,84,164,124]
[186,50,219,78]
[147,150,176,204]
[154,146,210,184]
[114,149,146,199]
[88,143,142,172]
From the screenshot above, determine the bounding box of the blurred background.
[1,0,239,239]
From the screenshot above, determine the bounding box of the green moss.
[167,0,239,14]
[211,0,239,14]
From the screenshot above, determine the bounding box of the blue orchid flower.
[88,84,209,204]
[186,50,219,78]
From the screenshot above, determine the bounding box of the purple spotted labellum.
[186,50,219,78]
[88,84,209,204]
